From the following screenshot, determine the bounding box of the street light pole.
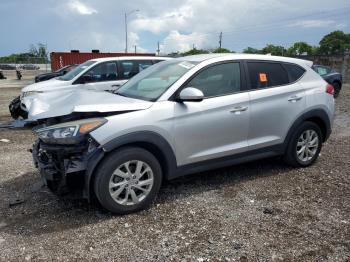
[125,9,139,53]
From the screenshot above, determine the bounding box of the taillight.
[326,84,334,95]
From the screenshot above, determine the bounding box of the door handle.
[230,106,248,113]
[288,96,302,102]
[111,84,121,87]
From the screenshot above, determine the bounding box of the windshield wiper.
[114,91,129,98]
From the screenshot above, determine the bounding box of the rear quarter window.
[247,62,289,89]
[283,63,306,82]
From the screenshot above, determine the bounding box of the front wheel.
[93,147,162,214]
[284,122,322,167]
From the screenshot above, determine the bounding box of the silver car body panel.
[89,54,333,167]
[30,54,333,167]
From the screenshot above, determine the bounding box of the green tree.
[243,47,262,54]
[287,42,313,55]
[319,30,350,55]
[29,43,48,62]
[182,48,209,56]
[211,47,232,53]
[261,44,287,56]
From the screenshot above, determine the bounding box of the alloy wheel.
[109,160,154,206]
[296,130,319,162]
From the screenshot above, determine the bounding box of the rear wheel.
[284,122,322,167]
[93,147,162,214]
[333,82,341,98]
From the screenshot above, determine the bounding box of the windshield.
[58,60,96,81]
[116,60,198,101]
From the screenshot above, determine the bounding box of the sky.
[0,0,349,56]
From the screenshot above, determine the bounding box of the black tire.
[93,147,162,214]
[333,82,341,98]
[9,96,21,119]
[284,121,322,167]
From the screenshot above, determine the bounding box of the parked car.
[312,65,342,98]
[20,64,40,70]
[32,54,334,214]
[9,56,171,120]
[34,64,78,83]
[0,64,16,70]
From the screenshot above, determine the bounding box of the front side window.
[116,60,198,101]
[186,62,241,97]
[81,62,118,83]
[120,60,154,79]
[247,62,289,89]
[58,61,96,81]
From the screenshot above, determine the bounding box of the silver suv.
[32,54,335,214]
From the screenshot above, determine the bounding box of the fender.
[283,108,331,151]
[85,131,178,200]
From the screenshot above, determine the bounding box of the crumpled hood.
[23,89,153,121]
[22,78,71,92]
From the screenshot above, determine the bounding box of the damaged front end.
[32,118,106,199]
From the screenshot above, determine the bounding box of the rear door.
[245,61,306,150]
[117,60,154,87]
[173,61,250,166]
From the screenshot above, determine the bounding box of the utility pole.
[157,41,160,56]
[124,9,139,53]
[124,12,127,53]
[219,32,222,49]
[192,44,195,50]
[134,45,137,53]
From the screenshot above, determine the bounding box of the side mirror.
[78,74,93,84]
[178,87,204,102]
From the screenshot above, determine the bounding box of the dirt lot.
[0,80,349,261]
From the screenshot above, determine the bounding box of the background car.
[312,65,342,98]
[0,64,16,70]
[34,64,78,83]
[20,64,40,70]
[9,56,171,120]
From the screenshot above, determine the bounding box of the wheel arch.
[284,109,331,151]
[85,131,177,201]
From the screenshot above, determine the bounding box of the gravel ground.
[0,82,349,261]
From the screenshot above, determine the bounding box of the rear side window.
[284,63,305,82]
[313,65,330,76]
[120,60,153,79]
[247,62,289,89]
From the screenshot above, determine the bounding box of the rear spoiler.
[303,60,313,67]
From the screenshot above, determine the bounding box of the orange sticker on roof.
[259,73,267,82]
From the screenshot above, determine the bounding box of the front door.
[173,62,250,166]
[79,61,122,91]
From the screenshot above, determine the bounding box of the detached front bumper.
[32,137,104,199]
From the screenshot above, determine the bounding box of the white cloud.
[67,0,97,15]
[288,19,335,28]
[129,0,287,52]
[161,30,209,53]
[128,32,148,53]
[131,5,193,34]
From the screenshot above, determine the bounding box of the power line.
[176,7,350,42]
